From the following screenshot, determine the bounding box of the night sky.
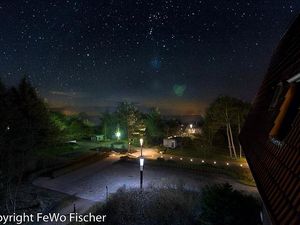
[0,1,299,116]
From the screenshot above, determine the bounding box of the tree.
[203,96,250,158]
[115,102,144,151]
[50,111,94,140]
[200,183,261,225]
[144,107,164,145]
[164,118,181,137]
[99,111,118,141]
[0,78,60,213]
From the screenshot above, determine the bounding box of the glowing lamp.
[139,138,144,147]
[115,131,121,140]
[140,157,144,167]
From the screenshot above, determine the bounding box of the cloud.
[50,91,88,98]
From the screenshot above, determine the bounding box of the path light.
[240,164,243,167]
[139,157,144,189]
[180,157,183,160]
[213,161,216,165]
[170,157,173,159]
[201,160,205,163]
[190,158,193,162]
[226,162,229,166]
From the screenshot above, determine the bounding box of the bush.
[87,184,261,225]
[200,183,261,225]
[87,186,200,225]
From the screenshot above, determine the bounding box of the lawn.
[164,140,247,163]
[37,141,103,158]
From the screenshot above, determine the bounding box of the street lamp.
[139,138,143,156]
[139,138,144,189]
[115,130,121,140]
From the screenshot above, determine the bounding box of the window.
[269,82,284,110]
[269,73,300,142]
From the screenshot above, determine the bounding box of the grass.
[37,141,105,157]
[165,144,247,163]
[36,144,80,157]
[121,157,256,187]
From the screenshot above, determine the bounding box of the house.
[239,15,300,225]
[163,138,177,149]
[91,135,104,142]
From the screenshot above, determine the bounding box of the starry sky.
[0,0,299,116]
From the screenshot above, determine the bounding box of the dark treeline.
[0,78,60,213]
[99,104,181,146]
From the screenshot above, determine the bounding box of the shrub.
[87,186,200,225]
[87,184,261,225]
[200,183,261,225]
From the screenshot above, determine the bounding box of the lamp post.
[139,157,144,189]
[139,138,144,189]
[139,138,143,156]
[115,129,121,140]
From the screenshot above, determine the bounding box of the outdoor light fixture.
[139,138,144,189]
[115,129,121,140]
[190,124,193,128]
[180,157,183,160]
[240,164,243,167]
[202,160,205,163]
[226,162,229,166]
[139,157,144,189]
[140,157,144,167]
[190,158,193,162]
[214,161,216,164]
[139,138,144,147]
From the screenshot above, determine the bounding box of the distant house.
[240,15,300,225]
[91,135,104,142]
[163,138,177,149]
